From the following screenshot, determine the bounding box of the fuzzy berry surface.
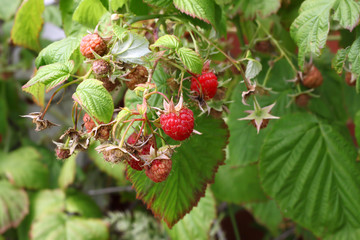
[125,65,148,90]
[302,65,323,88]
[83,113,103,132]
[160,107,194,141]
[80,34,107,59]
[92,59,110,76]
[145,159,172,183]
[191,72,218,100]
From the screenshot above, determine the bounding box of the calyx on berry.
[239,100,279,133]
[159,96,195,141]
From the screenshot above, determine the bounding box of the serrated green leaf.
[112,32,151,64]
[30,190,65,221]
[333,0,360,31]
[58,155,77,190]
[11,0,44,51]
[60,0,88,36]
[23,61,74,94]
[235,0,281,19]
[87,143,126,184]
[211,164,268,203]
[112,25,127,41]
[73,79,114,123]
[151,35,181,50]
[31,213,109,240]
[173,0,215,26]
[245,60,262,80]
[65,190,102,218]
[165,188,216,239]
[0,147,49,189]
[73,0,108,28]
[126,115,228,228]
[176,47,203,74]
[332,48,350,74]
[259,113,360,239]
[0,181,29,234]
[0,0,21,20]
[290,0,336,68]
[348,36,360,74]
[35,36,82,68]
[143,0,172,7]
[23,83,45,107]
[244,200,283,236]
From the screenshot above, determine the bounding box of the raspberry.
[80,33,107,59]
[295,94,310,107]
[125,65,148,90]
[160,107,194,141]
[102,148,124,164]
[126,132,154,171]
[99,77,119,92]
[83,113,103,132]
[251,119,269,130]
[92,59,111,76]
[145,159,172,183]
[55,148,71,159]
[302,65,323,88]
[345,72,356,86]
[191,72,218,100]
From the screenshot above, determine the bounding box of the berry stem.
[144,91,170,103]
[178,71,185,98]
[118,119,137,148]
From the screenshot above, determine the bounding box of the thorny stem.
[147,57,160,83]
[178,71,185,98]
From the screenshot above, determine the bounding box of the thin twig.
[88,186,134,195]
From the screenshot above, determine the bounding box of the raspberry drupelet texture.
[80,34,107,59]
[191,72,218,100]
[92,59,111,76]
[160,107,194,141]
[126,133,155,171]
[125,65,148,90]
[302,65,323,88]
[145,159,172,182]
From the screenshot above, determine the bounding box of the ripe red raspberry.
[55,148,71,159]
[125,65,148,90]
[302,65,323,88]
[92,59,111,76]
[191,72,218,100]
[145,159,172,183]
[126,133,155,171]
[160,107,194,141]
[80,33,107,59]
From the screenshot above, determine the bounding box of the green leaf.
[23,61,74,93]
[111,0,127,11]
[112,25,127,41]
[65,190,102,218]
[30,190,65,220]
[333,0,360,31]
[173,0,215,26]
[0,147,49,189]
[143,0,172,7]
[290,0,335,68]
[31,213,109,240]
[348,36,360,74]
[151,35,181,50]
[73,79,114,123]
[355,110,360,144]
[0,0,21,20]
[165,188,216,239]
[11,0,44,51]
[43,5,62,28]
[112,32,151,64]
[126,115,228,228]
[0,181,29,234]
[332,48,349,74]
[244,200,283,236]
[60,0,88,36]
[35,36,82,68]
[211,164,268,203]
[245,60,262,80]
[259,113,360,239]
[23,83,45,108]
[176,47,203,74]
[87,143,126,184]
[73,0,108,28]
[58,155,77,190]
[235,0,281,19]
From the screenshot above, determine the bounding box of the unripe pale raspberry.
[92,59,111,76]
[160,107,194,141]
[145,159,172,183]
[80,34,107,59]
[191,72,218,100]
[125,65,148,90]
